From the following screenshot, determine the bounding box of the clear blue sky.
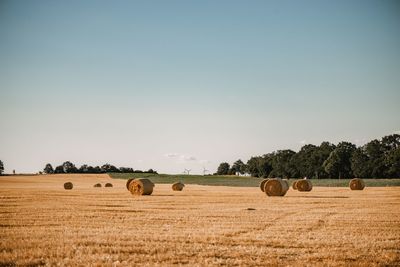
[1,0,399,174]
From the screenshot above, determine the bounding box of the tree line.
[0,160,4,175]
[43,162,157,174]
[216,134,400,179]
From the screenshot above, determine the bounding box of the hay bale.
[349,178,365,190]
[126,178,135,190]
[292,180,298,190]
[93,183,102,188]
[63,182,73,190]
[129,178,154,196]
[296,179,313,192]
[172,182,185,191]
[259,179,269,192]
[264,178,289,196]
[105,183,113,187]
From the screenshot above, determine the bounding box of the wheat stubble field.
[0,174,399,266]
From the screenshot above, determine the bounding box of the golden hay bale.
[259,179,269,192]
[93,183,102,188]
[63,182,73,190]
[349,178,365,190]
[292,180,298,190]
[126,178,135,190]
[172,182,185,191]
[128,178,154,196]
[296,179,313,192]
[264,178,289,196]
[105,183,113,187]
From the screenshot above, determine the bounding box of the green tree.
[293,144,319,178]
[364,139,386,177]
[217,162,230,175]
[54,165,64,173]
[315,142,336,178]
[0,160,4,175]
[381,134,400,151]
[246,156,272,177]
[351,148,370,178]
[43,163,54,174]
[101,164,120,173]
[269,150,297,178]
[62,161,78,173]
[385,148,400,177]
[323,142,356,179]
[231,159,246,175]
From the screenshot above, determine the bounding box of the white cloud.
[164,153,179,158]
[180,155,197,161]
[299,140,306,145]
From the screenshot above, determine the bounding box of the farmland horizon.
[1,131,399,176]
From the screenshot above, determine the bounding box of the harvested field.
[0,174,400,266]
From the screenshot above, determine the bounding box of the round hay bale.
[296,179,313,192]
[292,180,298,190]
[349,178,365,190]
[129,178,154,196]
[105,183,113,187]
[93,183,102,188]
[264,178,289,197]
[63,182,73,190]
[259,179,269,192]
[126,178,135,190]
[172,182,185,191]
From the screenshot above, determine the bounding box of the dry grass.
[1,174,400,266]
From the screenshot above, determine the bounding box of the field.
[110,173,400,187]
[1,174,400,266]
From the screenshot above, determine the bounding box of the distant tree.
[227,168,236,175]
[292,142,335,179]
[78,164,91,173]
[292,144,319,178]
[323,142,356,179]
[385,148,400,177]
[92,166,102,173]
[246,157,261,177]
[316,142,336,178]
[54,165,64,173]
[269,150,297,178]
[246,156,272,177]
[381,134,400,151]
[147,169,157,174]
[43,163,54,174]
[217,162,230,175]
[101,164,120,173]
[0,160,4,175]
[351,148,370,178]
[230,159,246,175]
[364,139,386,177]
[119,167,134,173]
[62,161,78,173]
[382,134,400,178]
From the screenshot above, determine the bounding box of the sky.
[0,0,399,174]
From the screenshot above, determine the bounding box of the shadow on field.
[288,196,349,199]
